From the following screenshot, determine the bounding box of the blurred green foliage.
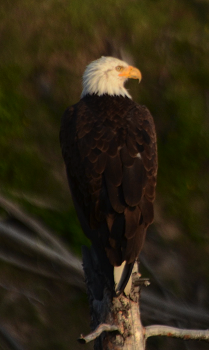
[1,1,209,349]
[0,0,209,249]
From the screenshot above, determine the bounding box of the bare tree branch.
[0,194,70,258]
[141,291,209,327]
[0,325,24,350]
[0,249,84,288]
[78,324,119,344]
[0,222,82,273]
[82,248,145,349]
[145,324,209,342]
[0,221,84,289]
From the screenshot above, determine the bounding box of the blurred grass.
[0,0,209,348]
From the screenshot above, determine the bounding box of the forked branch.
[82,246,209,349]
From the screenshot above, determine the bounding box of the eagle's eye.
[115,65,124,72]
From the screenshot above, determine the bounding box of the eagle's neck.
[81,69,132,99]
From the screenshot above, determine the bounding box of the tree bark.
[81,246,145,350]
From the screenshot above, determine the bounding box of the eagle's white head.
[81,56,142,99]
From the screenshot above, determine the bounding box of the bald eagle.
[60,56,157,297]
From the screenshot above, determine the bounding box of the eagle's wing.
[60,100,157,292]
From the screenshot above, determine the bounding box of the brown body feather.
[60,94,157,291]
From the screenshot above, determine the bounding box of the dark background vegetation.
[0,0,209,349]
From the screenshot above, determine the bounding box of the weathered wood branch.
[145,325,209,342]
[78,324,119,344]
[82,246,146,349]
[81,245,209,349]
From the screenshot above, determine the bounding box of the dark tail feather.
[115,261,135,296]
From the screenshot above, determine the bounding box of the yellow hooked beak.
[119,66,142,82]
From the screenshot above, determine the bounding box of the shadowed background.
[0,0,209,349]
